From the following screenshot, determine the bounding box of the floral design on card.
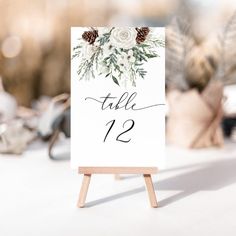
[73,27,164,87]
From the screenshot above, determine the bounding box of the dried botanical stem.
[0,76,4,92]
[166,17,192,90]
[217,10,236,84]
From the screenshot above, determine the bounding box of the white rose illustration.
[110,28,137,49]
[74,27,164,87]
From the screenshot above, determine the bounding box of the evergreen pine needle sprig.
[73,27,164,87]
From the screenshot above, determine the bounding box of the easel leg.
[77,174,91,208]
[143,174,158,208]
[114,174,122,180]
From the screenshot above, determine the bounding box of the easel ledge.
[77,167,158,208]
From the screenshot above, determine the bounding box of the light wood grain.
[143,174,158,208]
[77,174,91,208]
[114,174,122,180]
[78,167,158,174]
[77,168,158,208]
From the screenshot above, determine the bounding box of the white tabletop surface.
[0,138,236,236]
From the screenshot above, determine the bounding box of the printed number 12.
[103,119,135,143]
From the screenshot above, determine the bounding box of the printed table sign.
[71,27,165,168]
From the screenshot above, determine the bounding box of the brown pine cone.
[82,29,98,44]
[135,27,150,44]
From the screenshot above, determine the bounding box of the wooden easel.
[77,167,158,208]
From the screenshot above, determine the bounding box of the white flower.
[103,42,115,57]
[118,58,129,72]
[117,52,128,70]
[98,62,109,75]
[110,27,137,49]
[117,50,135,72]
[82,43,98,60]
[126,50,135,63]
[93,37,100,47]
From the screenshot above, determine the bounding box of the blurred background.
[0,0,236,105]
[1,2,236,234]
[1,0,236,156]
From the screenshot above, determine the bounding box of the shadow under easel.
[156,158,236,206]
[86,186,146,207]
[85,158,236,207]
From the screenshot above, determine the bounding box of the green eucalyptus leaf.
[112,76,119,86]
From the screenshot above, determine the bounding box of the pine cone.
[135,27,150,44]
[82,29,98,45]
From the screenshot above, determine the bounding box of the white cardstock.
[71,27,165,168]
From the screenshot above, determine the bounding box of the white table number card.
[71,27,165,168]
